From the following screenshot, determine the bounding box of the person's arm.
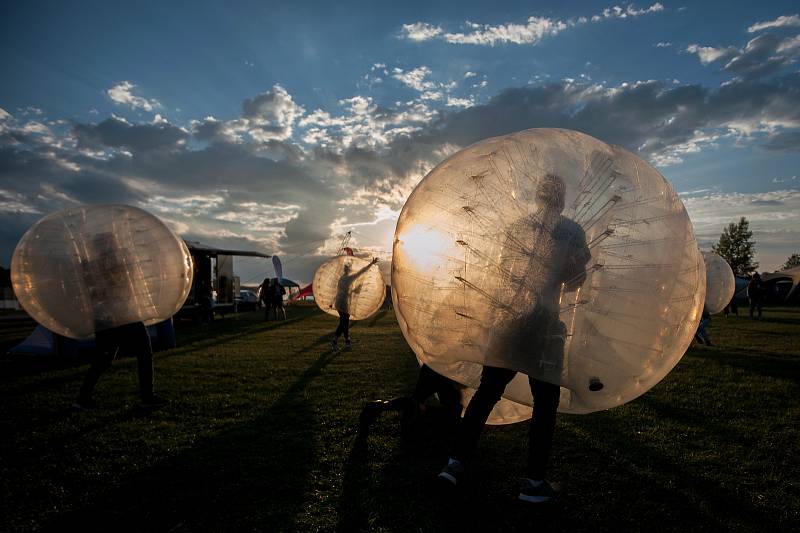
[563,223,591,291]
[352,258,378,278]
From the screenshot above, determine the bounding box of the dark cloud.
[73,117,188,152]
[4,71,800,279]
[761,130,800,152]
[723,33,798,80]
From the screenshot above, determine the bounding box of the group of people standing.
[699,271,770,345]
[258,278,287,321]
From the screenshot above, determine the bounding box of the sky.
[1,0,799,284]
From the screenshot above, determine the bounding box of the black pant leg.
[412,364,462,414]
[335,313,350,339]
[118,322,154,400]
[452,366,516,463]
[527,377,561,480]
[77,328,119,401]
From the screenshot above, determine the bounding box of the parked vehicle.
[235,289,260,312]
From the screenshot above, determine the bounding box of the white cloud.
[685,44,737,65]
[443,16,568,46]
[747,14,800,33]
[400,22,443,41]
[242,84,305,142]
[106,81,161,112]
[464,71,477,78]
[446,96,474,108]
[392,66,435,91]
[0,190,41,214]
[0,108,10,121]
[654,41,672,47]
[401,3,665,46]
[594,3,664,21]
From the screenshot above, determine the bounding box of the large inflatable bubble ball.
[11,205,194,339]
[392,128,705,417]
[313,255,386,320]
[702,251,735,314]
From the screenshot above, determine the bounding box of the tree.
[782,253,800,270]
[711,217,758,276]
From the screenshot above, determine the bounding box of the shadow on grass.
[363,309,389,328]
[44,347,341,532]
[0,312,317,398]
[557,411,785,531]
[690,347,800,381]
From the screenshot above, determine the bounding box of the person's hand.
[371,257,379,265]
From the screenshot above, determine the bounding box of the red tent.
[291,283,314,302]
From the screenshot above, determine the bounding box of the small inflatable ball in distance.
[11,204,194,339]
[702,251,736,314]
[392,128,705,420]
[313,255,386,320]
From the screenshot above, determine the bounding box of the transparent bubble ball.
[11,204,194,339]
[313,255,386,320]
[702,251,735,314]
[392,128,705,418]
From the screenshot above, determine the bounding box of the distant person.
[360,363,463,438]
[437,175,591,504]
[331,258,379,351]
[723,296,738,318]
[695,306,712,346]
[259,278,272,321]
[747,273,764,319]
[73,232,166,410]
[272,278,286,320]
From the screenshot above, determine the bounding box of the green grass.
[1,305,798,532]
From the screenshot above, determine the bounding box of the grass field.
[1,305,798,532]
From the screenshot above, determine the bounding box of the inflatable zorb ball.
[313,255,385,320]
[392,128,705,419]
[702,251,735,314]
[11,205,193,339]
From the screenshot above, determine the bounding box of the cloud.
[106,81,161,112]
[400,3,665,46]
[685,44,737,65]
[400,22,443,41]
[683,190,800,270]
[73,116,188,152]
[686,30,800,80]
[392,66,435,91]
[747,14,800,33]
[442,17,568,46]
[5,71,800,280]
[242,84,305,142]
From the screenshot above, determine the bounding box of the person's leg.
[451,366,516,464]
[119,323,154,401]
[749,299,755,318]
[76,328,118,404]
[334,314,346,339]
[526,378,561,481]
[757,302,763,319]
[343,313,350,342]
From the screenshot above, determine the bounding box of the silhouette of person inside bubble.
[331,258,378,351]
[439,174,591,502]
[73,232,165,410]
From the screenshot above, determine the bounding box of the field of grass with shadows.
[1,304,798,531]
